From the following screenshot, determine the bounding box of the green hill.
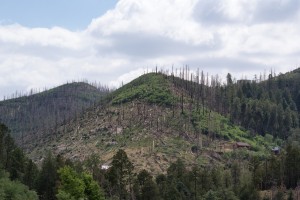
[111,72,175,106]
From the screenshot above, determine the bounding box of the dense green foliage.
[112,73,175,106]
[191,107,278,153]
[0,124,38,199]
[105,149,134,199]
[57,166,105,200]
[36,153,59,200]
[0,123,35,183]
[224,75,299,139]
[225,70,300,139]
[0,170,38,200]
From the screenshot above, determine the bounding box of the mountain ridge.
[26,72,283,174]
[0,81,110,147]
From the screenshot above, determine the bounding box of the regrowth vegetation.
[111,73,175,106]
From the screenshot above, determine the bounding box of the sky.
[0,0,300,99]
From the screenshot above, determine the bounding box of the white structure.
[101,164,110,170]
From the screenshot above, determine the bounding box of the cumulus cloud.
[1,0,300,98]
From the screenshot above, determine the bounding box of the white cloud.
[1,0,300,99]
[0,24,84,49]
[88,0,212,45]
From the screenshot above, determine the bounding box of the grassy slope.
[111,72,175,106]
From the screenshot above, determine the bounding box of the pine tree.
[107,149,134,199]
[36,153,58,200]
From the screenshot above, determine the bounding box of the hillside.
[27,73,279,175]
[0,82,109,147]
[222,69,300,139]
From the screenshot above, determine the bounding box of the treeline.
[224,72,299,139]
[31,148,299,200]
[105,146,300,200]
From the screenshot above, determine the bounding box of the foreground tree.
[106,149,134,199]
[57,166,105,200]
[134,169,160,200]
[36,153,58,200]
[0,169,38,200]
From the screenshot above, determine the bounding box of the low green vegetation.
[112,73,176,106]
[191,107,277,156]
[0,170,38,200]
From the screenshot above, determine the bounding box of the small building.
[271,147,280,155]
[234,142,251,149]
[101,164,110,170]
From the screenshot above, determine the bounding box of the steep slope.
[0,82,109,147]
[28,73,276,174]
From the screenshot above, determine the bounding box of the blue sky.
[0,0,118,29]
[0,0,300,99]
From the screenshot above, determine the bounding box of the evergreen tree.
[36,153,58,200]
[106,149,134,199]
[23,159,39,190]
[82,172,105,200]
[134,168,159,200]
[285,144,300,188]
[57,166,85,199]
[0,169,38,200]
